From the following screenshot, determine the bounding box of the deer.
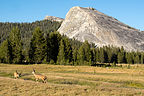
[14,70,21,79]
[32,69,47,83]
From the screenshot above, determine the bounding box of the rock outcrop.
[44,16,64,22]
[58,6,144,51]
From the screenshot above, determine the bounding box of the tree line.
[0,27,144,65]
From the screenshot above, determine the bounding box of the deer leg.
[36,78,38,82]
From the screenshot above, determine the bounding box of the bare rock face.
[44,16,64,22]
[58,6,144,51]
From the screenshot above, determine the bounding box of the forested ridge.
[0,20,144,65]
[0,20,61,47]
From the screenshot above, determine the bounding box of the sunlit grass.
[0,64,144,95]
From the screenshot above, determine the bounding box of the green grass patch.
[47,79,78,85]
[0,71,13,77]
[47,78,99,87]
[108,80,144,89]
[80,75,144,89]
[125,81,144,89]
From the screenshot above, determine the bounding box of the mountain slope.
[58,6,144,51]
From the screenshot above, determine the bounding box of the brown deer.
[32,69,47,83]
[14,70,21,79]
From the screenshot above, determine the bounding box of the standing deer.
[32,69,47,83]
[14,70,21,79]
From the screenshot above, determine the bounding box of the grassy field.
[0,64,144,96]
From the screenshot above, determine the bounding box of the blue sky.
[0,0,144,30]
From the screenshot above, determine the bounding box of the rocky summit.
[58,6,144,51]
[44,16,64,22]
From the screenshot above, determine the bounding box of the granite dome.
[58,6,144,51]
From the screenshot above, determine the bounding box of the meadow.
[0,64,144,96]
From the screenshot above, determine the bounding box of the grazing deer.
[32,69,47,83]
[14,70,21,79]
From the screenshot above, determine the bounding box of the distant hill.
[58,6,144,51]
[44,16,64,22]
[0,20,61,48]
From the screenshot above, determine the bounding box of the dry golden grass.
[0,64,144,96]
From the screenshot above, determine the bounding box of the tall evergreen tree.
[57,39,66,65]
[91,48,96,64]
[141,53,144,64]
[134,54,140,64]
[72,48,78,65]
[83,41,91,62]
[45,33,51,63]
[126,53,133,64]
[64,37,73,63]
[29,27,46,64]
[96,48,100,62]
[0,39,12,63]
[77,44,85,65]
[117,52,123,64]
[99,48,105,63]
[0,35,1,44]
[29,37,35,63]
[107,48,113,63]
[8,27,23,63]
[117,47,125,64]
[77,41,92,65]
[57,37,72,65]
[49,31,61,62]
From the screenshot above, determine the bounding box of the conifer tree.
[96,48,100,62]
[29,37,35,63]
[77,41,92,65]
[77,44,85,65]
[99,48,105,63]
[83,41,91,62]
[117,52,123,64]
[57,39,66,65]
[0,36,1,44]
[107,48,113,63]
[63,37,72,63]
[91,48,96,64]
[117,47,125,64]
[126,53,133,64]
[49,31,61,62]
[8,27,23,63]
[0,39,12,63]
[141,53,144,64]
[73,48,78,65]
[57,37,72,65]
[134,54,140,64]
[44,33,51,63]
[29,27,46,64]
